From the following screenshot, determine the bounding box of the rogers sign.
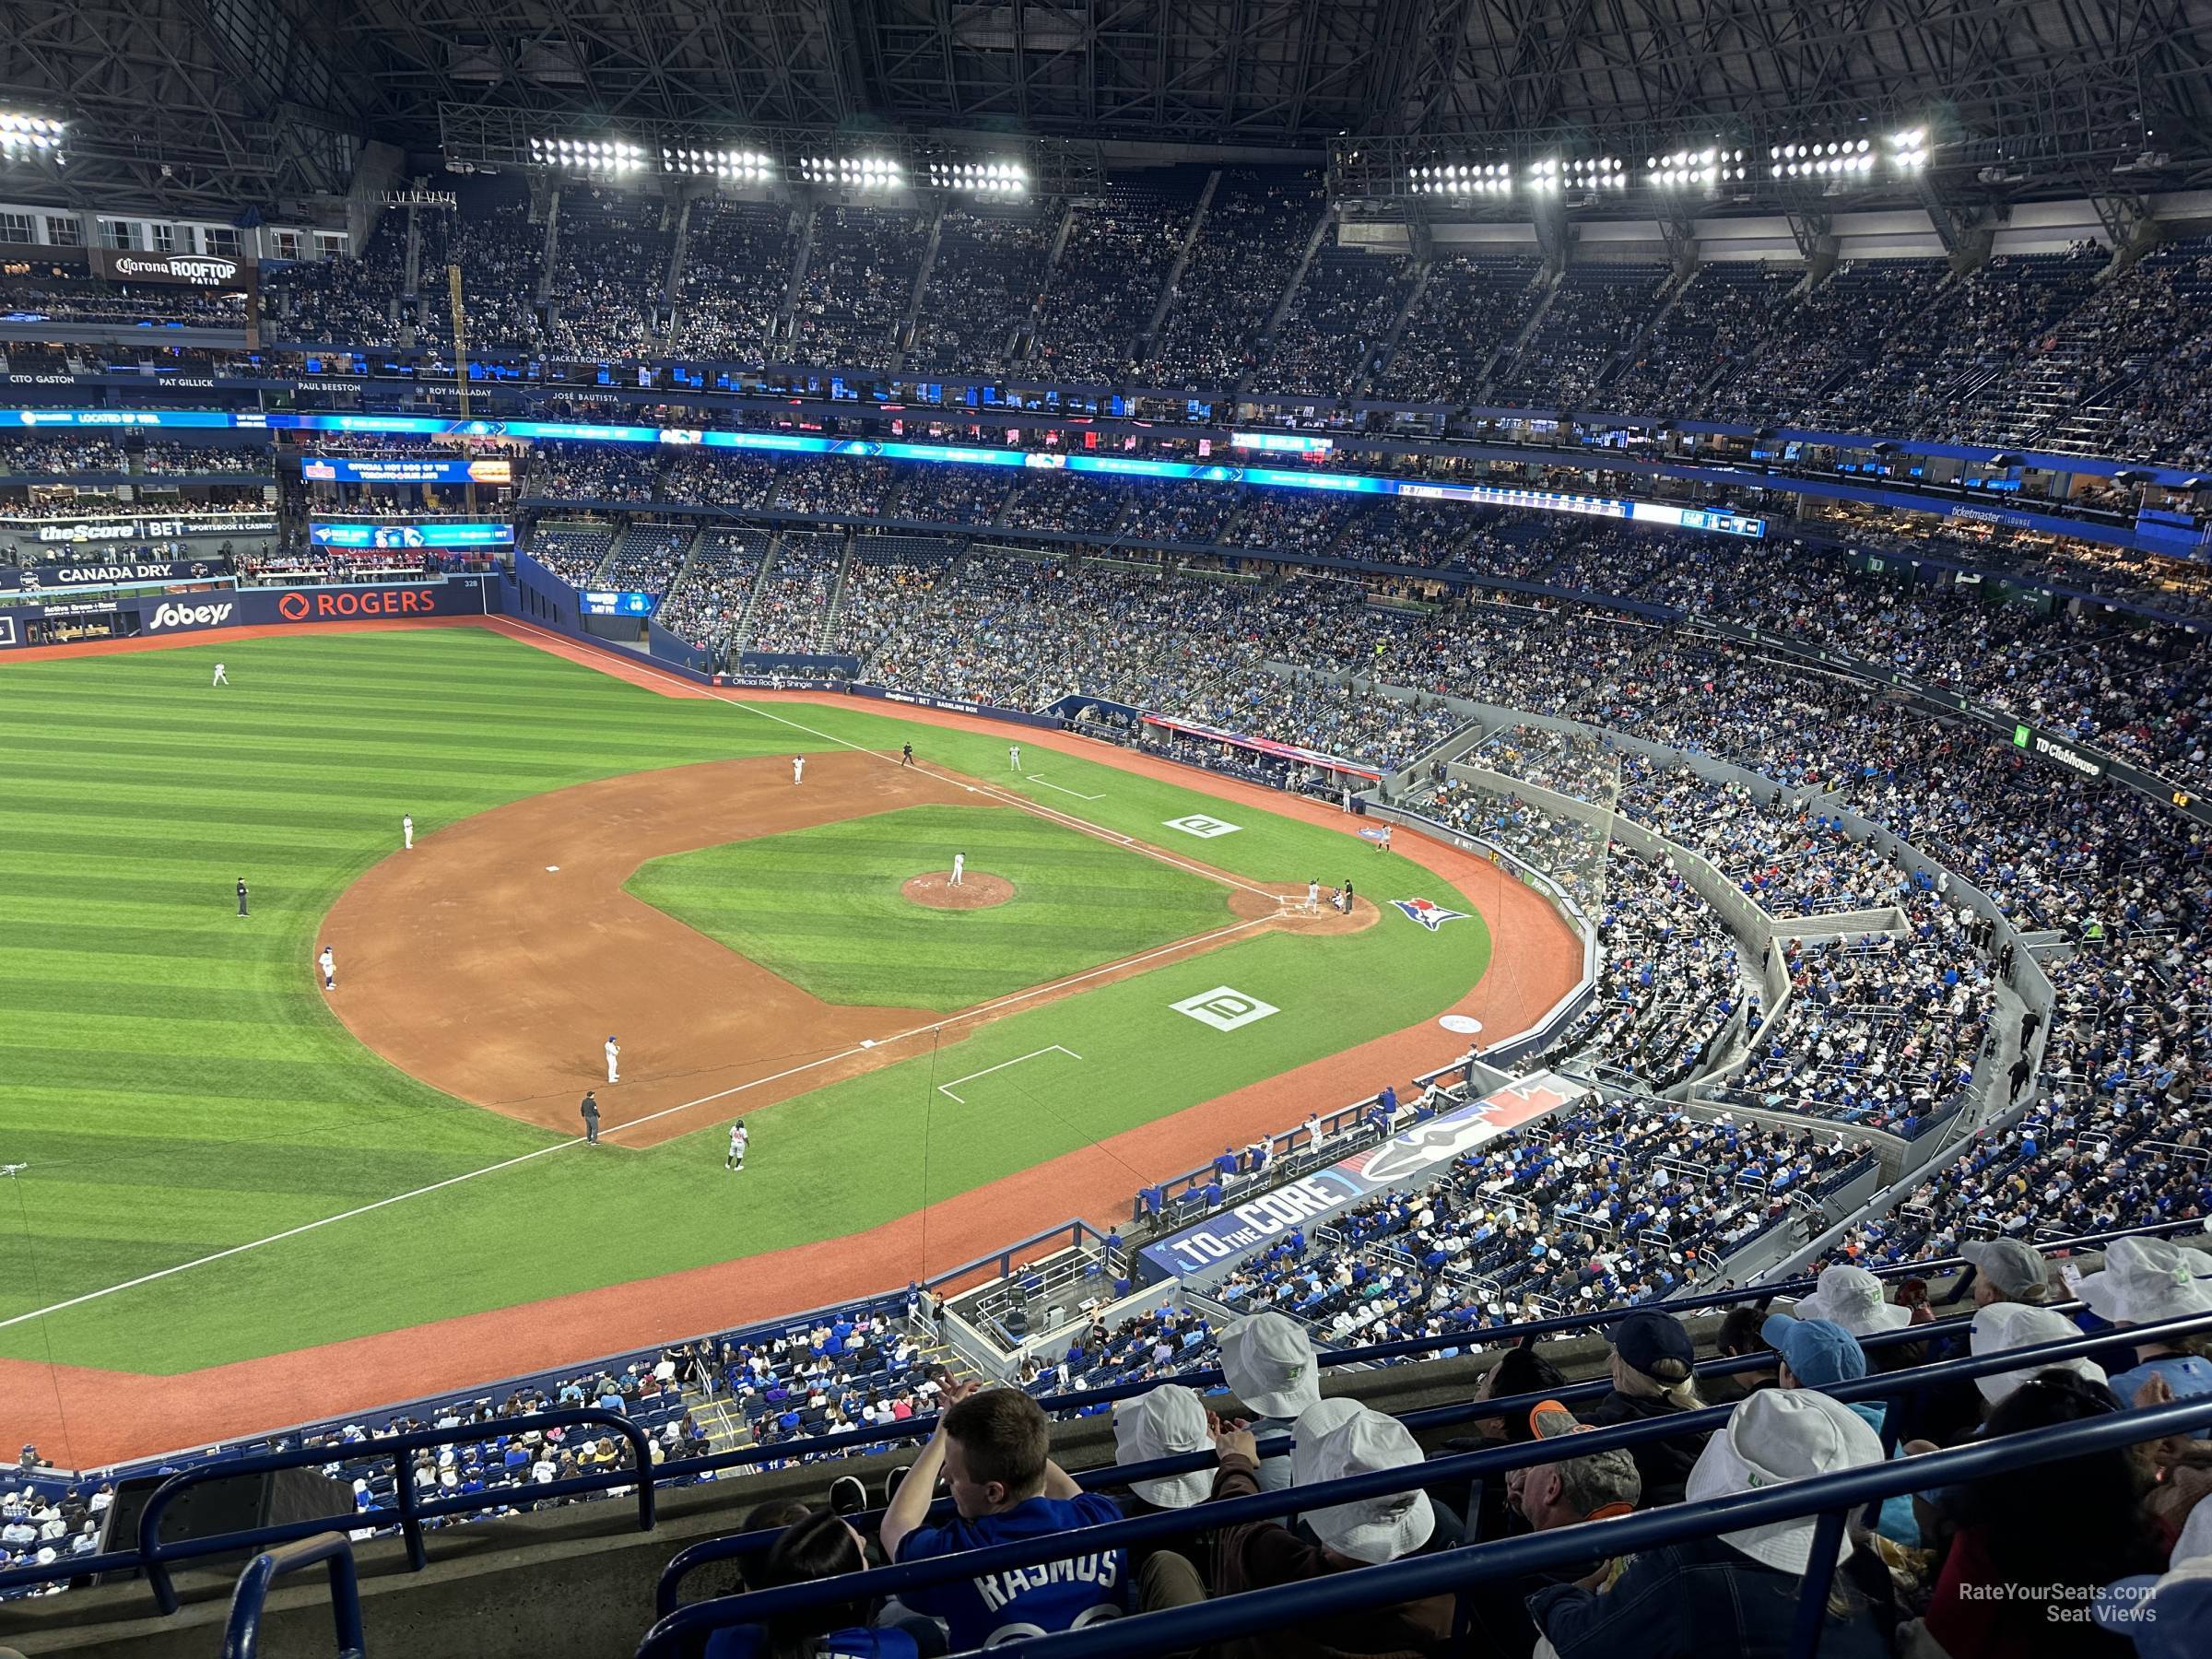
[274,586,452,621]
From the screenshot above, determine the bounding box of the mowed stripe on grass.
[0,630,1489,1374]
[627,804,1235,1010]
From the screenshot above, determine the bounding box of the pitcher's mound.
[904,871,1015,911]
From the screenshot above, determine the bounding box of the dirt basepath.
[3,618,1583,1466]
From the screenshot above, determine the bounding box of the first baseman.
[605,1034,621,1083]
[793,755,805,784]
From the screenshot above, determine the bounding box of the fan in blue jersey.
[881,1381,1129,1649]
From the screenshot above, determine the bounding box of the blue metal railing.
[637,1312,2212,1658]
[1,1213,2198,1616]
[222,1533,364,1659]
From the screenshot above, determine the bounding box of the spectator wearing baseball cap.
[1530,1389,1894,1658]
[1582,1308,1710,1506]
[1218,1312,1322,1492]
[1961,1237,2053,1306]
[1764,1312,1918,1546]
[1464,1401,1642,1659]
[2077,1236,2212,1436]
[1203,1404,1449,1659]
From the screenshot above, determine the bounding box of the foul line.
[715,694,1279,900]
[0,907,1277,1332]
[1025,772,1106,801]
[935,1045,1082,1104]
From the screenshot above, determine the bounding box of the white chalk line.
[721,695,1278,900]
[4,691,1285,1330]
[1025,772,1105,801]
[935,1045,1083,1104]
[2,905,1278,1331]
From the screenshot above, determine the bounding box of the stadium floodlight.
[0,112,65,158]
[1890,128,1930,172]
[1769,135,1877,181]
[1648,147,1747,188]
[1407,159,1512,197]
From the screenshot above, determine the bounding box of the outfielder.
[1009,744,1021,771]
[211,662,228,687]
[726,1121,748,1171]
[402,813,414,851]
[949,853,965,888]
[793,755,805,784]
[318,945,335,990]
[605,1034,621,1083]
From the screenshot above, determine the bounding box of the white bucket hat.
[1683,1389,1885,1573]
[1291,1395,1365,1446]
[1792,1265,1912,1335]
[1288,1405,1435,1565]
[1112,1385,1213,1510]
[1970,1301,2107,1403]
[1219,1312,1322,1419]
[2075,1237,2212,1326]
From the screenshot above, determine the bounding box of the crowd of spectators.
[1147,171,1324,389]
[903,206,1052,376]
[1025,184,1191,382]
[1371,252,1546,402]
[1488,264,1670,408]
[744,531,845,653]
[670,201,798,359]
[0,436,126,475]
[1249,244,1409,397]
[788,206,929,370]
[546,188,675,359]
[654,526,769,651]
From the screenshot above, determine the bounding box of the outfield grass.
[0,629,1489,1373]
[627,803,1234,1009]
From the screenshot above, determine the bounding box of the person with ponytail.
[1579,1309,1712,1506]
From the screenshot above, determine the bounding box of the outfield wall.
[0,573,493,651]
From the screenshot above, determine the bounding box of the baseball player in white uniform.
[211,663,228,687]
[605,1035,621,1083]
[318,945,335,990]
[726,1122,748,1171]
[1009,744,1021,771]
[1305,878,1320,915]
[792,755,805,784]
[950,853,965,888]
[402,814,414,851]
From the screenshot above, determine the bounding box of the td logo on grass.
[1172,986,1280,1031]
[1164,813,1241,838]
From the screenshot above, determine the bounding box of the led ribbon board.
[0,410,1767,537]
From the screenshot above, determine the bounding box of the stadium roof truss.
[0,0,2202,210]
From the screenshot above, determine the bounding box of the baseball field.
[0,620,1576,1463]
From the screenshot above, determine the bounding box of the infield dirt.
[322,750,1378,1147]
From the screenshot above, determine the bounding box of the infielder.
[211,662,228,687]
[605,1034,621,1083]
[793,755,805,784]
[402,813,414,851]
[949,853,965,888]
[726,1121,748,1171]
[1009,744,1021,771]
[318,945,335,990]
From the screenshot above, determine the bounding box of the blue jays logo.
[1392,898,1469,932]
